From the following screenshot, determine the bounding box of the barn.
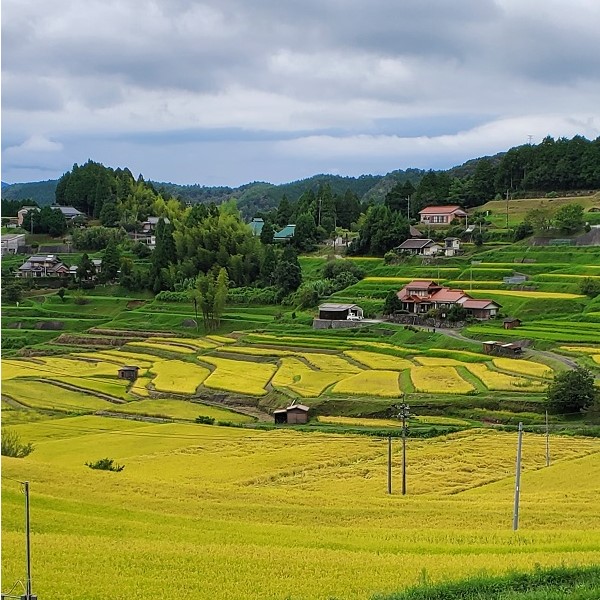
[318,303,363,321]
[118,366,139,381]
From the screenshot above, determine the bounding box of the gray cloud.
[2,0,600,185]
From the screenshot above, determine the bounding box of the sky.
[2,0,600,187]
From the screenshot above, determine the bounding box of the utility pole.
[387,436,392,494]
[400,403,410,495]
[545,411,550,467]
[25,481,32,600]
[513,422,523,531]
[505,189,510,230]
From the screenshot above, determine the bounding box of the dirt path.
[413,325,578,370]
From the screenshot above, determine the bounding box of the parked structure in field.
[117,366,139,381]
[396,280,500,320]
[503,318,522,330]
[17,255,70,278]
[273,404,310,424]
[1,233,27,255]
[482,340,523,357]
[419,205,467,225]
[394,238,441,256]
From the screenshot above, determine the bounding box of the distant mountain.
[1,179,58,205]
[1,181,10,189]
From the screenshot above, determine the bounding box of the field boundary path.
[413,325,579,370]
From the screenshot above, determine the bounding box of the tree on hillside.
[545,367,597,415]
[294,212,318,252]
[76,253,96,284]
[276,195,293,227]
[192,267,229,332]
[260,221,275,245]
[382,290,403,316]
[554,203,584,235]
[101,240,121,282]
[273,244,302,296]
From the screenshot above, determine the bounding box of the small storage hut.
[273,404,310,425]
[503,317,522,330]
[118,366,139,381]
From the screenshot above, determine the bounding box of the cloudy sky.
[3,0,600,186]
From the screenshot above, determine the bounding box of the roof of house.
[146,216,170,225]
[287,404,310,411]
[503,317,521,323]
[395,238,439,250]
[405,280,439,288]
[1,233,27,241]
[409,225,423,238]
[462,299,501,309]
[419,205,467,215]
[119,365,139,371]
[51,206,84,217]
[431,289,470,303]
[249,218,264,236]
[274,224,296,239]
[319,303,359,311]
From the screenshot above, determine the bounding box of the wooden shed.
[273,404,310,425]
[118,366,139,381]
[503,317,522,330]
[318,303,363,321]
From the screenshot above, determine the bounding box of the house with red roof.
[419,205,467,225]
[396,280,500,320]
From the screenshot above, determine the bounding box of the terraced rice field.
[150,360,210,394]
[2,419,599,600]
[410,366,474,394]
[332,370,402,397]
[200,356,277,396]
[272,357,345,397]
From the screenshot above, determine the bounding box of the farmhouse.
[1,233,27,255]
[273,404,310,424]
[396,280,500,320]
[419,205,467,225]
[52,205,85,220]
[395,238,441,256]
[17,255,70,278]
[141,216,170,233]
[444,237,461,257]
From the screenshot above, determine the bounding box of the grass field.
[2,419,599,600]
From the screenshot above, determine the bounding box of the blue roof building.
[274,224,296,241]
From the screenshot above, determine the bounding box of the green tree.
[192,267,229,332]
[554,204,584,235]
[276,195,293,227]
[546,367,597,415]
[101,240,121,282]
[57,287,66,303]
[260,221,275,245]
[383,290,402,315]
[99,199,120,227]
[274,245,302,296]
[294,212,318,252]
[76,253,96,283]
[580,277,600,298]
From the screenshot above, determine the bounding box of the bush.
[195,415,215,425]
[85,458,125,472]
[322,260,365,281]
[580,277,600,298]
[72,291,89,305]
[1,430,35,458]
[227,286,280,305]
[155,290,190,302]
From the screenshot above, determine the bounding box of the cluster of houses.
[15,254,102,278]
[249,218,296,242]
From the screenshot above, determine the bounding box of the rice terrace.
[3,167,600,597]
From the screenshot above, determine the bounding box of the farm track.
[422,326,580,370]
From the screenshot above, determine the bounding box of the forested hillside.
[3,136,599,215]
